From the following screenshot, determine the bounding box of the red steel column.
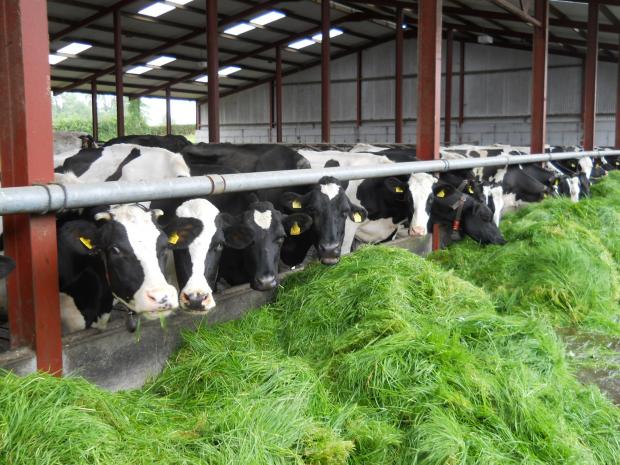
[321,0,330,143]
[444,29,454,145]
[530,0,549,154]
[196,102,201,130]
[165,87,172,135]
[395,7,404,143]
[416,0,442,250]
[113,8,124,137]
[583,1,599,150]
[356,51,362,128]
[616,34,620,149]
[268,80,274,142]
[206,0,220,142]
[458,40,465,142]
[0,0,62,373]
[91,79,99,141]
[276,45,283,143]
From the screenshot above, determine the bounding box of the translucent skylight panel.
[49,54,67,65]
[288,38,315,49]
[56,42,92,55]
[147,56,176,67]
[312,29,344,42]
[126,66,152,75]
[168,0,193,4]
[219,66,241,76]
[138,2,176,17]
[250,11,286,26]
[195,75,209,83]
[224,23,256,36]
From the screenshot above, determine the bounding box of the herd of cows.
[1,133,619,336]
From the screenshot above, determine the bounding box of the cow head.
[164,198,254,312]
[0,255,15,279]
[68,204,181,319]
[430,184,506,245]
[282,176,366,265]
[385,173,437,237]
[237,198,312,290]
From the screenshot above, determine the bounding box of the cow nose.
[253,275,277,291]
[144,287,178,309]
[409,225,427,237]
[181,292,215,311]
[318,243,341,257]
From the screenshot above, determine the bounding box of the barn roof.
[47,0,620,101]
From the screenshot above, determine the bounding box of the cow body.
[104,134,191,154]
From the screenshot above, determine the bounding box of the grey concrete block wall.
[199,38,619,147]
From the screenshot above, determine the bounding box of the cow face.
[282,176,366,265]
[0,255,15,279]
[80,205,181,319]
[238,200,312,290]
[403,173,437,237]
[577,172,591,199]
[165,199,255,312]
[430,184,506,245]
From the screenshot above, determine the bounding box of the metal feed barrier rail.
[0,150,618,215]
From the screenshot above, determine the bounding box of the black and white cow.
[104,134,191,154]
[55,143,190,183]
[57,204,189,333]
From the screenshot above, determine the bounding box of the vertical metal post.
[165,87,172,136]
[616,34,620,149]
[395,7,404,143]
[458,40,465,142]
[416,0,442,250]
[530,0,549,154]
[276,45,283,143]
[0,0,62,373]
[583,1,599,150]
[206,0,220,143]
[91,79,99,141]
[444,29,454,145]
[356,51,362,128]
[196,101,200,130]
[113,8,124,137]
[321,0,330,143]
[268,80,274,143]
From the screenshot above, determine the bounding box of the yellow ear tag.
[168,232,180,245]
[395,186,404,193]
[292,199,302,209]
[353,212,363,223]
[79,237,93,250]
[468,186,474,194]
[437,190,446,198]
[554,179,560,186]
[290,222,301,236]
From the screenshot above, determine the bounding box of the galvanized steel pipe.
[0,150,617,215]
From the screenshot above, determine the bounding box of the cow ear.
[281,192,310,212]
[59,220,100,256]
[217,213,255,250]
[384,177,408,194]
[245,192,260,205]
[164,217,203,249]
[0,255,16,279]
[348,204,367,223]
[433,184,455,200]
[283,213,312,236]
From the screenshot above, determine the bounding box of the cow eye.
[110,246,121,255]
[216,243,224,251]
[275,236,285,244]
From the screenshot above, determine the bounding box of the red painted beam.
[356,51,363,128]
[196,101,201,130]
[321,0,330,143]
[395,7,404,143]
[416,0,442,251]
[616,34,620,149]
[114,8,124,137]
[530,0,549,154]
[206,0,220,143]
[276,45,283,143]
[444,29,454,145]
[489,0,541,27]
[459,40,465,135]
[583,1,599,150]
[268,80,274,142]
[0,0,62,374]
[165,87,172,135]
[91,79,99,141]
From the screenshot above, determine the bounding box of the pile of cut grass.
[431,171,620,332]
[3,245,620,465]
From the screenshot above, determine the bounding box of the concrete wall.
[198,39,619,147]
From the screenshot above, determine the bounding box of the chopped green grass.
[2,173,620,465]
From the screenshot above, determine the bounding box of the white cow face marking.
[568,177,580,203]
[98,205,178,319]
[407,173,437,237]
[175,199,220,312]
[578,157,593,180]
[253,209,272,230]
[320,183,341,200]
